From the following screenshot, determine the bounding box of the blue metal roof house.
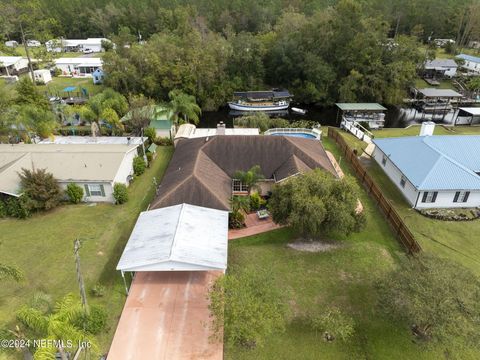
[456,54,480,75]
[372,132,480,208]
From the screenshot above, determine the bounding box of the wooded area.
[1,0,480,110]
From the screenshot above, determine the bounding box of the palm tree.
[234,165,265,194]
[0,263,23,282]
[16,293,97,360]
[157,89,201,126]
[230,195,251,214]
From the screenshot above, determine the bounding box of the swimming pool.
[271,132,317,139]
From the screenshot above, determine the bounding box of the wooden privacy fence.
[328,128,422,254]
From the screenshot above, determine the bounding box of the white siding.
[444,67,457,77]
[416,190,480,209]
[372,147,419,206]
[373,146,480,209]
[59,181,114,203]
[113,148,137,185]
[461,60,480,74]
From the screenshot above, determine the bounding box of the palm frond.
[16,307,49,335]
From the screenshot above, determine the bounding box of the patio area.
[228,212,283,240]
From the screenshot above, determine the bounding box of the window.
[400,176,406,188]
[421,191,438,203]
[84,184,105,197]
[382,155,387,166]
[232,179,248,193]
[453,191,470,203]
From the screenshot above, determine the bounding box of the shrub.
[309,307,355,342]
[133,156,146,176]
[249,192,266,211]
[144,127,156,144]
[113,183,128,204]
[90,284,106,297]
[77,305,108,335]
[65,183,84,204]
[155,137,173,146]
[208,267,290,348]
[5,196,31,219]
[146,152,153,163]
[0,201,6,218]
[229,210,245,229]
[19,168,62,211]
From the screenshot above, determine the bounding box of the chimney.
[419,121,435,136]
[217,121,226,136]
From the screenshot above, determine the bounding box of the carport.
[108,203,228,360]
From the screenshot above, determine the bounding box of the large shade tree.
[268,169,365,239]
[377,254,480,347]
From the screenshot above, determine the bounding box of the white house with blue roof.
[456,54,480,75]
[372,133,480,209]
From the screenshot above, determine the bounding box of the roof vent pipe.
[217,122,226,136]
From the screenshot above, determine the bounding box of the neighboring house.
[26,40,41,47]
[46,38,111,53]
[54,57,102,76]
[151,135,337,211]
[38,136,143,145]
[372,128,480,209]
[32,69,52,84]
[92,68,105,84]
[0,144,140,203]
[121,105,176,139]
[174,122,259,145]
[0,56,29,76]
[424,58,458,78]
[5,40,18,48]
[456,54,480,75]
[434,38,455,47]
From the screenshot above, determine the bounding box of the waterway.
[199,104,469,129]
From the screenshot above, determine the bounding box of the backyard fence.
[328,127,422,254]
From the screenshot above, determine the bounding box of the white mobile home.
[46,38,110,53]
[372,125,480,209]
[0,144,140,203]
[54,57,102,76]
[32,69,52,84]
[456,54,480,75]
[0,56,29,76]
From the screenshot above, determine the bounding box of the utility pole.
[73,239,89,316]
[141,128,148,166]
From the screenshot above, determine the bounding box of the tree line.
[2,0,480,110]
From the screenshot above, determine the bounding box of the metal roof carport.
[109,203,228,360]
[455,107,480,125]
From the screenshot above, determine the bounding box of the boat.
[291,107,307,115]
[228,90,292,111]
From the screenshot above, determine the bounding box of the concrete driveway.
[108,271,223,360]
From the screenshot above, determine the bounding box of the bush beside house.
[133,156,146,176]
[65,183,84,204]
[113,183,128,204]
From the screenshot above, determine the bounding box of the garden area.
[0,146,173,359]
[218,137,480,359]
[337,129,480,276]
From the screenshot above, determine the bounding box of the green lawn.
[414,78,455,89]
[1,76,104,99]
[225,137,480,359]
[337,129,480,276]
[0,147,173,359]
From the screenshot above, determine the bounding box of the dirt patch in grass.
[287,241,342,252]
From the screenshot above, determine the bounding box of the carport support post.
[121,271,129,295]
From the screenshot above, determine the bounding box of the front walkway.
[228,213,283,240]
[108,271,223,360]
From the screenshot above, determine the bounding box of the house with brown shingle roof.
[151,135,337,211]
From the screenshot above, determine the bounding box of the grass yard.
[337,129,480,276]
[226,137,480,359]
[0,147,173,359]
[414,78,455,89]
[37,76,105,97]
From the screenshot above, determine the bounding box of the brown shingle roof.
[151,135,337,211]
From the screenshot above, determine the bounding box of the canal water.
[199,104,463,129]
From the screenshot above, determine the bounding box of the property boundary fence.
[328,127,422,254]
